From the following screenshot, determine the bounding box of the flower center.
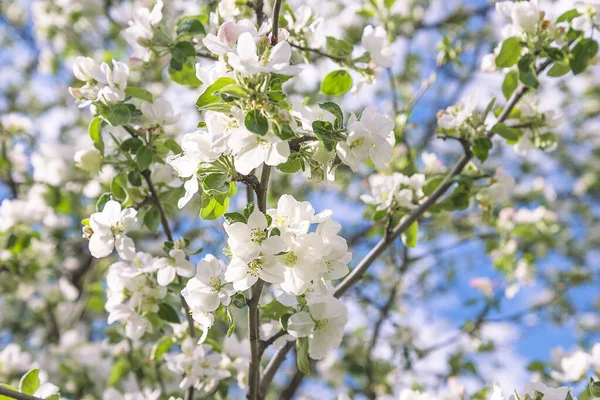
[251,228,267,244]
[314,319,328,330]
[284,251,297,266]
[350,136,365,149]
[247,258,264,277]
[110,222,124,235]
[209,276,224,291]
[276,215,288,227]
[256,137,271,148]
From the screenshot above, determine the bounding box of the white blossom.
[181,254,235,312]
[361,25,393,68]
[153,249,195,286]
[88,200,138,260]
[287,297,348,359]
[141,98,181,126]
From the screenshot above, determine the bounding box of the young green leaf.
[296,337,310,374]
[571,38,599,75]
[491,123,521,143]
[169,58,202,87]
[125,87,153,102]
[244,110,269,135]
[472,137,493,162]
[495,37,522,68]
[157,302,180,323]
[321,70,353,96]
[19,369,40,395]
[136,145,154,170]
[177,16,206,37]
[88,117,104,155]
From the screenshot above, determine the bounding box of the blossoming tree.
[2,0,600,399]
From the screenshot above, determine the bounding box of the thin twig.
[141,170,196,400]
[288,42,345,62]
[270,0,282,45]
[0,386,44,400]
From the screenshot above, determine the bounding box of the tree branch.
[0,386,44,400]
[257,58,555,395]
[141,170,196,400]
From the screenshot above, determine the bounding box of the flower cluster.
[164,337,231,393]
[105,252,168,341]
[361,172,427,211]
[225,195,350,295]
[69,57,130,107]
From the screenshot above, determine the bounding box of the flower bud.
[74,149,102,173]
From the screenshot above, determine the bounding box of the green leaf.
[224,212,246,224]
[491,123,521,143]
[151,337,174,362]
[110,173,129,202]
[321,70,353,96]
[226,308,236,337]
[495,37,522,68]
[108,358,131,386]
[19,369,40,395]
[571,38,599,75]
[517,54,539,88]
[319,102,344,128]
[96,193,113,212]
[176,15,206,36]
[401,220,418,248]
[125,87,153,102]
[501,70,519,99]
[244,110,269,135]
[157,303,180,323]
[231,293,246,308]
[543,46,567,62]
[143,205,161,233]
[589,377,600,398]
[277,156,302,173]
[196,77,236,110]
[171,41,196,62]
[325,36,353,58]
[312,120,335,151]
[273,123,295,140]
[88,117,104,155]
[260,299,292,320]
[472,137,493,162]
[547,61,571,77]
[296,337,310,374]
[102,103,131,126]
[169,58,202,87]
[219,84,249,100]
[121,137,143,153]
[203,173,230,195]
[127,169,142,187]
[556,9,582,23]
[136,145,154,170]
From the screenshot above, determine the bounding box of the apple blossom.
[153,249,195,286]
[181,254,235,312]
[361,25,394,68]
[287,297,348,359]
[87,200,138,260]
[141,98,181,126]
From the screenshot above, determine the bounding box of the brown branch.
[288,42,345,63]
[0,386,44,400]
[141,170,196,400]
[257,57,556,394]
